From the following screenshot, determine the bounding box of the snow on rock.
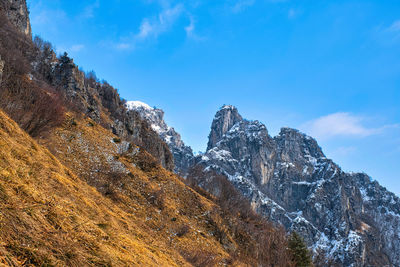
[193,104,400,267]
[125,100,153,111]
[126,100,194,175]
[128,102,400,266]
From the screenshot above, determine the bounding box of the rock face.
[207,105,243,151]
[126,101,194,175]
[30,50,174,171]
[0,0,31,37]
[0,55,4,84]
[195,105,400,266]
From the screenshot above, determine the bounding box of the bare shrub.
[187,166,295,267]
[175,224,190,237]
[134,149,160,172]
[180,249,217,267]
[0,12,65,137]
[146,189,165,210]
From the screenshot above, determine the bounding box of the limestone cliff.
[194,105,400,266]
[0,0,31,37]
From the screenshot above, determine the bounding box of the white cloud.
[231,0,255,13]
[30,9,67,26]
[185,18,195,36]
[137,20,154,39]
[113,4,184,50]
[136,4,184,40]
[70,44,85,52]
[115,43,131,50]
[387,20,400,32]
[300,112,396,140]
[184,16,205,41]
[56,44,85,54]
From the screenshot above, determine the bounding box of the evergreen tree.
[288,231,313,267]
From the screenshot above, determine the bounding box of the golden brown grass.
[0,108,293,266]
[0,109,193,266]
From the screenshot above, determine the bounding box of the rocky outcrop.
[194,105,400,266]
[30,50,174,170]
[126,101,194,175]
[0,0,31,37]
[207,105,243,151]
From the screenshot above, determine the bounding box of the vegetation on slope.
[0,109,188,266]
[0,3,314,266]
[40,112,295,266]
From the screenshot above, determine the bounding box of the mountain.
[195,105,400,266]
[132,103,400,266]
[0,104,292,266]
[126,101,195,176]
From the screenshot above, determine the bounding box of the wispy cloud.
[30,8,67,27]
[231,0,255,13]
[116,4,184,50]
[79,0,100,19]
[332,146,357,156]
[70,44,85,52]
[301,112,399,140]
[56,44,85,54]
[185,16,205,41]
[387,20,400,32]
[138,4,184,39]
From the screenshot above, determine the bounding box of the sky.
[27,0,400,195]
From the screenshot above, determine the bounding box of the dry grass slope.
[2,108,290,266]
[0,109,195,266]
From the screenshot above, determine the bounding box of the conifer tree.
[288,231,313,267]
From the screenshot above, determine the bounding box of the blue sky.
[28,0,400,195]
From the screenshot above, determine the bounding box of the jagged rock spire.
[207,105,243,151]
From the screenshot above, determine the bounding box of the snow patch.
[126,101,153,110]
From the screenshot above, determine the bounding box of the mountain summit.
[126,101,194,175]
[196,105,400,266]
[207,105,243,151]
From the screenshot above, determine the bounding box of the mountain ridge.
[132,102,400,266]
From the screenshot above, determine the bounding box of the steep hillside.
[40,110,295,266]
[0,106,296,266]
[0,109,190,266]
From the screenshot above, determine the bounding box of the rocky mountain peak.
[126,101,167,134]
[207,105,243,150]
[0,0,31,37]
[194,106,400,266]
[126,101,194,175]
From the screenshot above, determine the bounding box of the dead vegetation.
[0,6,305,266]
[186,166,294,266]
[0,12,65,138]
